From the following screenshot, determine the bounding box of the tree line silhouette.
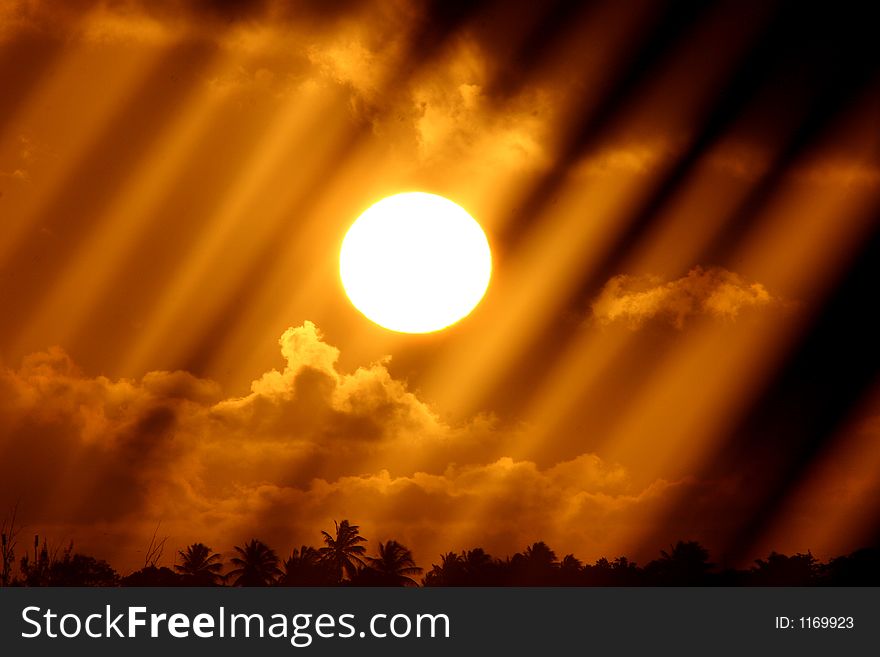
[2,517,879,587]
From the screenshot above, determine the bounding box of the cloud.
[796,159,880,188]
[405,38,554,169]
[0,321,704,570]
[219,455,685,569]
[309,24,556,171]
[3,0,554,173]
[591,266,782,329]
[707,141,880,188]
[570,137,679,179]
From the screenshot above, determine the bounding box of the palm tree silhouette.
[646,540,713,585]
[424,552,467,586]
[559,554,583,584]
[174,543,224,585]
[511,541,559,585]
[523,541,558,567]
[320,520,367,583]
[462,547,498,585]
[280,545,331,586]
[366,540,423,586]
[228,539,281,586]
[463,547,492,571]
[751,551,816,586]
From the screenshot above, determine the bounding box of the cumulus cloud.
[0,321,703,571]
[591,266,781,329]
[221,455,685,570]
[311,25,556,170]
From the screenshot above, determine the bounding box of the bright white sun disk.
[340,192,492,333]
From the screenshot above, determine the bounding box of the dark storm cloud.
[3,323,864,571]
[0,323,703,570]
[0,348,188,525]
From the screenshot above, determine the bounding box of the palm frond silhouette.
[227,539,281,587]
[365,540,423,586]
[319,520,366,583]
[280,545,331,586]
[175,543,224,585]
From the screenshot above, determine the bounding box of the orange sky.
[1,0,879,573]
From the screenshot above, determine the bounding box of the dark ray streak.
[394,0,495,81]
[2,39,218,345]
[0,34,65,139]
[483,0,596,101]
[569,0,880,311]
[717,207,880,564]
[450,1,774,422]
[477,1,880,427]
[638,198,880,566]
[176,1,492,374]
[176,126,368,376]
[496,0,711,249]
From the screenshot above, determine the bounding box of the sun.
[340,192,492,333]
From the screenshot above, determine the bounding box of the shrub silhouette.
[122,566,181,587]
[20,538,118,587]
[750,551,817,586]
